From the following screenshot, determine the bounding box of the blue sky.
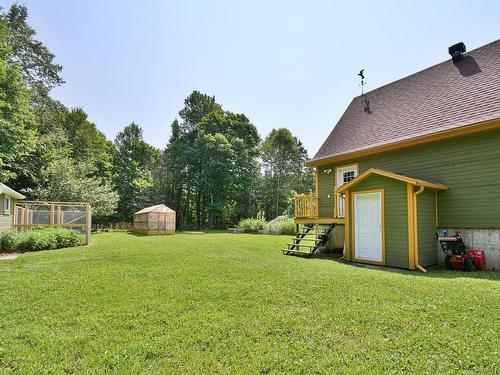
[5,1,499,157]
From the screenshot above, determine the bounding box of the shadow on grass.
[307,253,500,281]
[123,231,146,237]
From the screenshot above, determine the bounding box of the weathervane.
[358,69,372,114]
[358,69,366,95]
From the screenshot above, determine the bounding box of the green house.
[289,40,500,271]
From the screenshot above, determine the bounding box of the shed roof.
[336,168,448,193]
[134,204,175,215]
[0,183,25,199]
[310,39,500,165]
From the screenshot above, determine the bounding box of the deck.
[294,192,345,225]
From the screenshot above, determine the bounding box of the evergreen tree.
[113,123,160,221]
[260,128,314,219]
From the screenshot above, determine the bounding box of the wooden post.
[85,203,91,245]
[57,205,62,226]
[50,203,55,226]
[24,204,29,232]
[344,191,351,260]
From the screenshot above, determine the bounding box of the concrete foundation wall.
[327,225,345,250]
[437,228,499,271]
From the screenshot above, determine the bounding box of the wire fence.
[14,201,92,244]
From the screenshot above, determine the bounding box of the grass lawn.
[0,232,499,374]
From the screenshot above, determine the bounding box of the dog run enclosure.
[13,201,92,244]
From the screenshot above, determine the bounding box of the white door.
[354,192,383,262]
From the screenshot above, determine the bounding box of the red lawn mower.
[437,232,486,271]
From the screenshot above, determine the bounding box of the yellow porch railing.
[294,192,318,218]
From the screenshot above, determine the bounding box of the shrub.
[0,231,21,253]
[0,228,83,253]
[51,228,84,248]
[237,218,265,232]
[264,217,295,235]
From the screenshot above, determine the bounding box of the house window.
[4,196,11,215]
[343,170,355,184]
[336,164,358,188]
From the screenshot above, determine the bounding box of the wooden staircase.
[282,223,336,257]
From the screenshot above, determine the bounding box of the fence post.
[24,204,29,232]
[85,203,91,245]
[50,203,55,226]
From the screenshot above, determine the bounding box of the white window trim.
[335,164,359,188]
[4,196,11,215]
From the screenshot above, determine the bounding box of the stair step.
[282,249,315,257]
[287,243,318,248]
[282,223,336,257]
[298,230,330,234]
[297,234,329,238]
[293,238,322,243]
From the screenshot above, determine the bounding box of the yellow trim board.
[351,189,386,266]
[294,217,345,225]
[344,189,350,260]
[336,168,448,194]
[314,167,319,199]
[306,118,500,167]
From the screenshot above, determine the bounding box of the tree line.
[0,5,313,228]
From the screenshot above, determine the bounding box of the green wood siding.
[318,167,334,218]
[349,175,409,268]
[319,127,500,228]
[417,189,438,267]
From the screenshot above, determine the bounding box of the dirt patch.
[0,253,20,260]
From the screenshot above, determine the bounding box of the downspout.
[413,185,427,273]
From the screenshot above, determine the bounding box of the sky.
[4,0,499,157]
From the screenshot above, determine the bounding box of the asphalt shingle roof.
[311,40,500,163]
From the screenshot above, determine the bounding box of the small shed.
[133,204,176,235]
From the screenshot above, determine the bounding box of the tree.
[113,123,160,221]
[179,91,221,131]
[0,18,34,181]
[30,152,119,219]
[2,4,63,94]
[62,107,114,179]
[260,128,313,219]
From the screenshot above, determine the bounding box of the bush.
[0,231,21,253]
[237,218,265,232]
[51,228,84,248]
[0,228,84,253]
[264,217,295,235]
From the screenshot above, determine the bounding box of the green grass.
[0,232,498,374]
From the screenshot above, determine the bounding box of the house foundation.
[437,228,500,271]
